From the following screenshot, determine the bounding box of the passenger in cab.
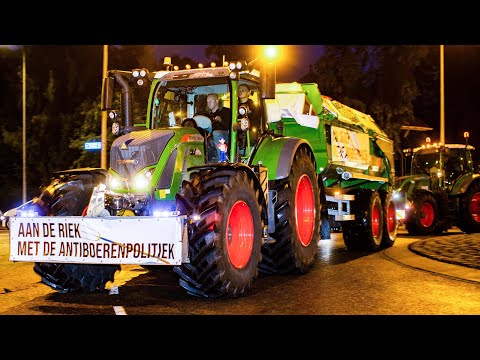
[206,93,231,161]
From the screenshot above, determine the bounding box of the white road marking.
[113,306,127,315]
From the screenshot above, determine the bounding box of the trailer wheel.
[457,181,480,233]
[381,192,397,248]
[259,147,320,274]
[175,169,263,298]
[405,192,438,235]
[343,190,384,251]
[33,172,119,293]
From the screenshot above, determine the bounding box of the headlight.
[404,198,413,210]
[112,122,120,135]
[132,68,149,87]
[393,190,401,200]
[109,173,123,190]
[17,210,38,217]
[239,105,247,116]
[134,168,155,190]
[134,174,149,189]
[240,118,249,131]
[108,110,118,120]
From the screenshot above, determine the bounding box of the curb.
[408,234,480,270]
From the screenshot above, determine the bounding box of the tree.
[413,46,440,137]
[69,95,114,169]
[0,46,115,209]
[299,45,430,174]
[0,47,33,209]
[300,45,370,108]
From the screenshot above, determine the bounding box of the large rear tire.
[457,181,480,233]
[33,171,119,293]
[259,148,320,274]
[404,192,438,235]
[175,168,263,298]
[343,190,384,251]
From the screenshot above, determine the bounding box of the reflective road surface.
[1,227,480,315]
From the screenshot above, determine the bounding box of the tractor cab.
[145,60,271,164]
[411,142,475,191]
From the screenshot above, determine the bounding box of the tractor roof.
[413,143,475,153]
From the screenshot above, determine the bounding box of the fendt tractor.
[394,133,480,235]
[10,55,397,298]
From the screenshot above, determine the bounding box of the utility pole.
[440,45,445,144]
[22,46,27,203]
[101,45,108,168]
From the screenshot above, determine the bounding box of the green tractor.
[394,134,480,235]
[11,55,397,298]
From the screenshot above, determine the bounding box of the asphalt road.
[1,226,480,316]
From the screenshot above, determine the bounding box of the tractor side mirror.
[101,76,114,111]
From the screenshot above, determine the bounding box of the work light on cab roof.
[132,68,149,86]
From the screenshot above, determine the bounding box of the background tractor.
[394,133,480,235]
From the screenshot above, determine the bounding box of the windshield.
[412,147,471,176]
[411,149,440,175]
[151,78,231,129]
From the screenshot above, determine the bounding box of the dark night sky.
[443,45,480,156]
[152,45,480,153]
[153,45,324,82]
[3,43,480,158]
[4,43,479,151]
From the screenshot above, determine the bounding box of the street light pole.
[440,45,445,144]
[101,45,108,169]
[22,46,27,203]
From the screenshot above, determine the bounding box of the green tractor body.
[10,59,397,298]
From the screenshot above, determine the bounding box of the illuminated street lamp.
[264,46,280,61]
[248,45,280,67]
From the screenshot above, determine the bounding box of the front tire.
[260,147,321,274]
[405,192,438,235]
[34,171,119,293]
[175,168,263,298]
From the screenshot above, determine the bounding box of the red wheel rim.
[226,201,254,269]
[372,202,380,237]
[387,201,396,233]
[295,174,315,247]
[420,202,434,227]
[470,192,480,223]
